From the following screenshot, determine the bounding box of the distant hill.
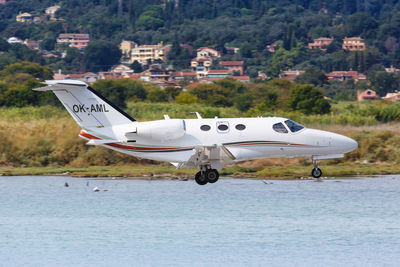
[1,0,400,86]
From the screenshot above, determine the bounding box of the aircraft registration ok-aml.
[35,80,358,185]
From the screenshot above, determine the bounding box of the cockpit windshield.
[272,122,288,133]
[284,120,304,132]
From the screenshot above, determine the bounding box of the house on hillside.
[280,70,305,81]
[130,42,171,64]
[119,40,137,62]
[357,89,379,101]
[24,40,41,50]
[220,61,244,75]
[171,72,197,81]
[66,72,99,84]
[308,37,334,51]
[207,70,230,78]
[325,71,366,82]
[111,64,134,76]
[16,12,41,23]
[342,37,366,51]
[57,34,90,49]
[196,47,220,59]
[140,67,170,81]
[382,92,400,101]
[191,57,212,78]
[7,37,23,44]
[45,5,60,21]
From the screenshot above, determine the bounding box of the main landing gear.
[194,166,219,185]
[311,160,322,178]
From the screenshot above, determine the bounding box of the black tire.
[311,168,322,178]
[195,171,207,185]
[205,169,219,183]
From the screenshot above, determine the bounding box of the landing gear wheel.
[205,169,219,183]
[195,171,207,185]
[311,168,322,178]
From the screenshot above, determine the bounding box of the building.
[191,57,212,78]
[280,70,305,81]
[342,37,366,51]
[220,61,244,75]
[231,76,250,83]
[325,71,367,82]
[382,92,400,101]
[119,40,137,62]
[110,64,134,76]
[24,40,41,50]
[16,12,41,23]
[196,47,221,59]
[130,42,170,64]
[357,89,379,101]
[385,65,400,74]
[171,72,197,81]
[308,37,334,51]
[57,34,90,49]
[226,47,240,54]
[65,72,99,84]
[7,37,23,44]
[45,5,61,21]
[266,44,277,53]
[140,67,170,81]
[207,70,230,78]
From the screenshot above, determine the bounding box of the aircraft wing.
[174,145,236,170]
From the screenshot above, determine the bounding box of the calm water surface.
[0,175,400,267]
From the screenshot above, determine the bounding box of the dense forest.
[2,0,400,99]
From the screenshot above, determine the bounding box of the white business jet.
[35,80,358,185]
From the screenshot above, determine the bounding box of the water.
[0,175,400,267]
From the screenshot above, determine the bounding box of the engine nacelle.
[136,119,186,141]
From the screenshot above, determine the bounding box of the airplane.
[34,80,358,185]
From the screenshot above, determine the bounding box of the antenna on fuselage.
[189,112,202,119]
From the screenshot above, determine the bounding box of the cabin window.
[284,120,304,133]
[235,124,246,131]
[217,122,229,133]
[200,125,211,131]
[273,122,288,133]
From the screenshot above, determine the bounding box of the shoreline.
[1,163,400,180]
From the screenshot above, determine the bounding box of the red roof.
[220,61,244,66]
[172,72,197,77]
[208,70,229,75]
[67,72,94,78]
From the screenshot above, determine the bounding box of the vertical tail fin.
[34,80,135,129]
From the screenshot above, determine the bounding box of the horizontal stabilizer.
[86,139,119,145]
[33,81,87,91]
[312,154,344,160]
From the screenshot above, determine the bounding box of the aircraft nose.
[334,134,358,153]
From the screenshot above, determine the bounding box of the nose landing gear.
[311,160,322,178]
[194,166,219,185]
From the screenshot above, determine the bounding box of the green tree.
[130,60,143,73]
[0,61,53,80]
[0,38,10,51]
[84,40,121,72]
[289,84,331,114]
[295,67,328,87]
[175,92,198,104]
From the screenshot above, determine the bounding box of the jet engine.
[135,119,186,141]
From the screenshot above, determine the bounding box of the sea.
[0,175,399,267]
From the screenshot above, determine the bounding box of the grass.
[2,162,400,179]
[1,103,400,178]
